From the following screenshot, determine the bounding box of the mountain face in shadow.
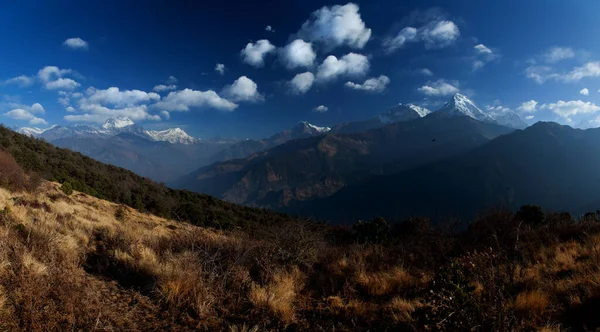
[286,122,600,224]
[174,115,514,209]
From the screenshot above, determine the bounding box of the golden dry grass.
[515,290,550,317]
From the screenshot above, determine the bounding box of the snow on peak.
[379,103,431,124]
[17,126,55,137]
[296,121,331,134]
[102,117,135,130]
[436,93,492,121]
[145,127,199,144]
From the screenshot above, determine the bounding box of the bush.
[61,182,73,196]
[515,205,545,225]
[0,150,28,191]
[353,217,390,244]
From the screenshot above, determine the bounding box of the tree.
[515,205,545,225]
[61,182,73,196]
[353,216,390,243]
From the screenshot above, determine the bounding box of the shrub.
[61,182,73,196]
[353,217,390,243]
[0,150,28,191]
[516,205,545,225]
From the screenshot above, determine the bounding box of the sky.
[1,0,600,139]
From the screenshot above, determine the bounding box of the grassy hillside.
[0,125,294,229]
[2,170,600,330]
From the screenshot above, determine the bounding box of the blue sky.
[1,0,600,138]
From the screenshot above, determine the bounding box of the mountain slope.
[176,115,514,208]
[289,122,600,223]
[331,103,431,134]
[0,124,295,229]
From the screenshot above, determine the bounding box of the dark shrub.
[353,217,390,244]
[515,205,545,225]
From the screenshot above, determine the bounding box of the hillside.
[2,171,600,330]
[289,122,600,224]
[0,125,294,229]
[175,115,513,208]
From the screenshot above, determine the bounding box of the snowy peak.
[379,103,431,124]
[292,121,331,136]
[17,126,55,137]
[436,93,491,121]
[102,117,134,130]
[145,128,199,144]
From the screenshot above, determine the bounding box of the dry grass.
[249,268,302,323]
[515,290,550,317]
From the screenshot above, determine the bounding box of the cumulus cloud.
[85,87,160,107]
[289,72,315,94]
[526,61,600,84]
[474,44,492,54]
[37,66,80,90]
[30,103,45,114]
[316,53,370,82]
[265,25,274,32]
[153,84,177,92]
[222,76,263,102]
[417,68,434,76]
[166,76,178,84]
[419,20,460,49]
[64,105,160,123]
[297,3,371,50]
[4,75,34,87]
[345,75,390,93]
[280,39,316,69]
[417,79,459,96]
[63,37,89,50]
[542,47,575,63]
[314,105,328,112]
[66,106,75,112]
[241,39,276,67]
[580,88,590,96]
[563,62,600,82]
[161,111,170,119]
[3,109,47,125]
[215,63,226,75]
[382,18,459,53]
[540,100,600,119]
[517,100,538,113]
[153,88,238,112]
[382,27,418,53]
[525,115,535,120]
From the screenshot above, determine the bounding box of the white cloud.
[265,25,274,32]
[525,66,556,84]
[222,76,263,102]
[316,53,370,82]
[3,109,47,125]
[30,103,45,114]
[63,37,89,50]
[153,88,238,112]
[345,75,390,93]
[517,100,538,113]
[417,79,459,96]
[4,75,34,87]
[161,111,170,119]
[166,76,178,84]
[382,27,418,53]
[297,3,371,50]
[418,68,434,76]
[580,88,590,96]
[289,72,315,94]
[472,60,485,71]
[64,105,160,123]
[474,44,492,54]
[525,115,534,120]
[153,84,177,92]
[66,106,75,112]
[215,63,225,75]
[419,20,460,49]
[314,105,328,112]
[86,87,160,107]
[241,39,276,67]
[542,47,575,63]
[37,66,80,90]
[540,100,600,119]
[563,61,600,82]
[280,39,316,69]
[382,18,459,53]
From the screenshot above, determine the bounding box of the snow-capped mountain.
[102,117,135,130]
[18,117,200,145]
[432,93,526,129]
[379,103,431,124]
[435,93,493,121]
[145,128,199,144]
[291,121,331,137]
